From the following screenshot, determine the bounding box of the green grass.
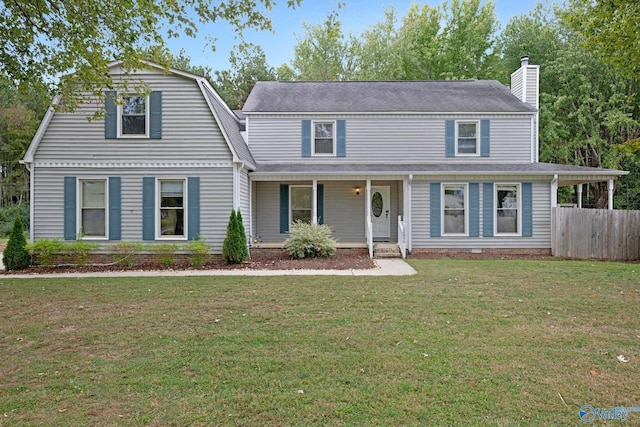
[0,259,639,426]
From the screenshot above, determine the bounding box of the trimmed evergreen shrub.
[222,209,248,264]
[4,216,31,270]
[284,221,336,259]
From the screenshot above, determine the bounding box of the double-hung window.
[290,185,312,224]
[496,184,520,234]
[159,179,185,238]
[120,94,148,137]
[443,184,467,235]
[456,121,479,155]
[80,179,107,238]
[313,122,335,155]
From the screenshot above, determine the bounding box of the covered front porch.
[249,176,410,258]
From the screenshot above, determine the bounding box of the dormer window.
[119,95,148,137]
[313,122,335,155]
[456,121,479,155]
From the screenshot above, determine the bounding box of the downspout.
[408,174,413,253]
[551,174,558,256]
[25,162,34,243]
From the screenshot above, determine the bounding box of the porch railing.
[366,215,373,258]
[398,215,407,259]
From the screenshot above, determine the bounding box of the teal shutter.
[149,91,162,139]
[64,177,77,240]
[108,177,121,240]
[522,182,533,237]
[302,120,311,157]
[187,177,200,240]
[104,91,117,139]
[445,120,455,157]
[142,177,155,240]
[469,183,480,237]
[336,120,346,157]
[483,182,494,237]
[317,184,324,225]
[480,120,490,157]
[280,184,289,233]
[430,182,441,237]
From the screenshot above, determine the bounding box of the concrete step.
[374,245,402,258]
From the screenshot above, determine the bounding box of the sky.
[164,0,548,73]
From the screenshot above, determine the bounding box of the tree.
[3,216,30,270]
[214,43,276,109]
[0,0,302,110]
[291,9,355,80]
[222,210,248,264]
[562,0,640,75]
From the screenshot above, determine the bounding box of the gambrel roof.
[244,80,537,114]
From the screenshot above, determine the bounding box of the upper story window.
[80,179,107,238]
[443,183,467,235]
[119,94,148,137]
[456,121,479,155]
[313,122,335,156]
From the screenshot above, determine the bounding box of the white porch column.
[312,179,318,224]
[551,174,558,208]
[366,179,372,234]
[608,179,614,210]
[577,184,583,209]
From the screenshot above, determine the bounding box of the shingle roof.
[202,84,255,168]
[243,80,537,113]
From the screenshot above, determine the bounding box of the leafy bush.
[0,204,29,237]
[28,238,65,266]
[149,243,178,268]
[184,236,212,267]
[284,221,336,259]
[4,217,31,270]
[64,240,99,266]
[113,241,143,267]
[222,210,248,264]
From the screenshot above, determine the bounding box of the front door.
[371,186,390,240]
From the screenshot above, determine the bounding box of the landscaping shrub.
[222,210,248,264]
[149,243,178,268]
[64,240,99,266]
[4,217,31,270]
[184,236,212,267]
[284,221,336,259]
[113,241,143,267]
[28,239,65,266]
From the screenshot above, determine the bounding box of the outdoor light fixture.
[355,186,360,195]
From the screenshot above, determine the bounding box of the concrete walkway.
[1,258,417,279]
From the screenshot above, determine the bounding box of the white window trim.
[77,178,109,240]
[455,120,480,157]
[289,185,312,225]
[494,183,522,236]
[117,94,150,138]
[311,121,336,157]
[155,178,188,240]
[441,183,469,236]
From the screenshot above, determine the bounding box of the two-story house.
[23,57,626,258]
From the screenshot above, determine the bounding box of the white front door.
[371,186,390,240]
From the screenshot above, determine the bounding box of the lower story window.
[443,184,466,234]
[159,179,185,237]
[496,184,520,234]
[290,185,312,224]
[80,179,106,237]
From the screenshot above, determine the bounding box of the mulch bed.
[1,253,378,275]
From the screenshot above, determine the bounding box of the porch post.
[312,179,318,224]
[577,184,583,208]
[366,179,372,232]
[608,179,614,210]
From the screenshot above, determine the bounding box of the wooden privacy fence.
[553,207,640,261]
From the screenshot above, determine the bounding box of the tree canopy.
[0,0,301,110]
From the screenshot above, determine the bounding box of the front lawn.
[0,259,638,425]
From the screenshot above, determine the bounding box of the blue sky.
[165,0,548,72]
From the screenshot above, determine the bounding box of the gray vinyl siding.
[34,69,233,163]
[254,180,403,243]
[32,166,233,252]
[525,67,539,110]
[239,168,250,238]
[511,69,523,103]
[411,178,551,249]
[247,115,533,163]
